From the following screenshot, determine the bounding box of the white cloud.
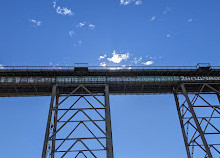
[56,6,74,16]
[29,19,42,27]
[88,24,95,30]
[150,16,156,21]
[187,18,192,22]
[120,0,130,5]
[76,22,95,30]
[0,64,4,69]
[73,40,82,47]
[69,31,75,37]
[132,57,142,64]
[52,1,74,16]
[135,0,142,5]
[99,54,107,60]
[52,1,56,8]
[100,62,107,67]
[142,61,154,65]
[107,50,129,63]
[120,0,142,6]
[76,22,86,28]
[163,7,171,14]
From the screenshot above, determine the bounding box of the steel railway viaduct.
[0,64,220,158]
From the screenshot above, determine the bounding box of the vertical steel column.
[42,85,57,158]
[105,84,114,158]
[51,94,59,158]
[174,92,191,158]
[180,84,213,158]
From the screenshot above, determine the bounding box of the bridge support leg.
[42,85,57,158]
[105,85,114,158]
[174,91,191,158]
[42,84,114,158]
[174,83,220,158]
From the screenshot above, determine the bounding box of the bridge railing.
[1,66,220,70]
[89,66,197,70]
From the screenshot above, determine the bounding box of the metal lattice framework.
[42,84,113,158]
[1,65,220,158]
[174,83,220,158]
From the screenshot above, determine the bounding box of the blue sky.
[1,0,220,67]
[0,0,220,157]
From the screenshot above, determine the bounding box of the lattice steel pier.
[0,64,219,158]
[174,83,220,158]
[42,84,113,158]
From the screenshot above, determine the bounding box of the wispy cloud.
[150,7,171,23]
[69,31,75,37]
[52,1,56,8]
[56,6,74,16]
[88,24,95,30]
[100,62,107,67]
[73,40,83,47]
[131,57,142,64]
[99,54,107,60]
[187,18,192,22]
[107,50,129,63]
[120,0,142,6]
[76,22,95,30]
[120,0,130,5]
[29,19,42,27]
[150,16,156,21]
[52,1,74,16]
[76,22,86,28]
[135,0,142,6]
[163,7,171,14]
[142,61,154,65]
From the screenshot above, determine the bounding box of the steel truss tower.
[42,84,114,158]
[174,83,220,158]
[1,65,220,158]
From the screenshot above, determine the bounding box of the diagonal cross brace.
[181,84,213,158]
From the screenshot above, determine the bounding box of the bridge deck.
[0,66,220,96]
